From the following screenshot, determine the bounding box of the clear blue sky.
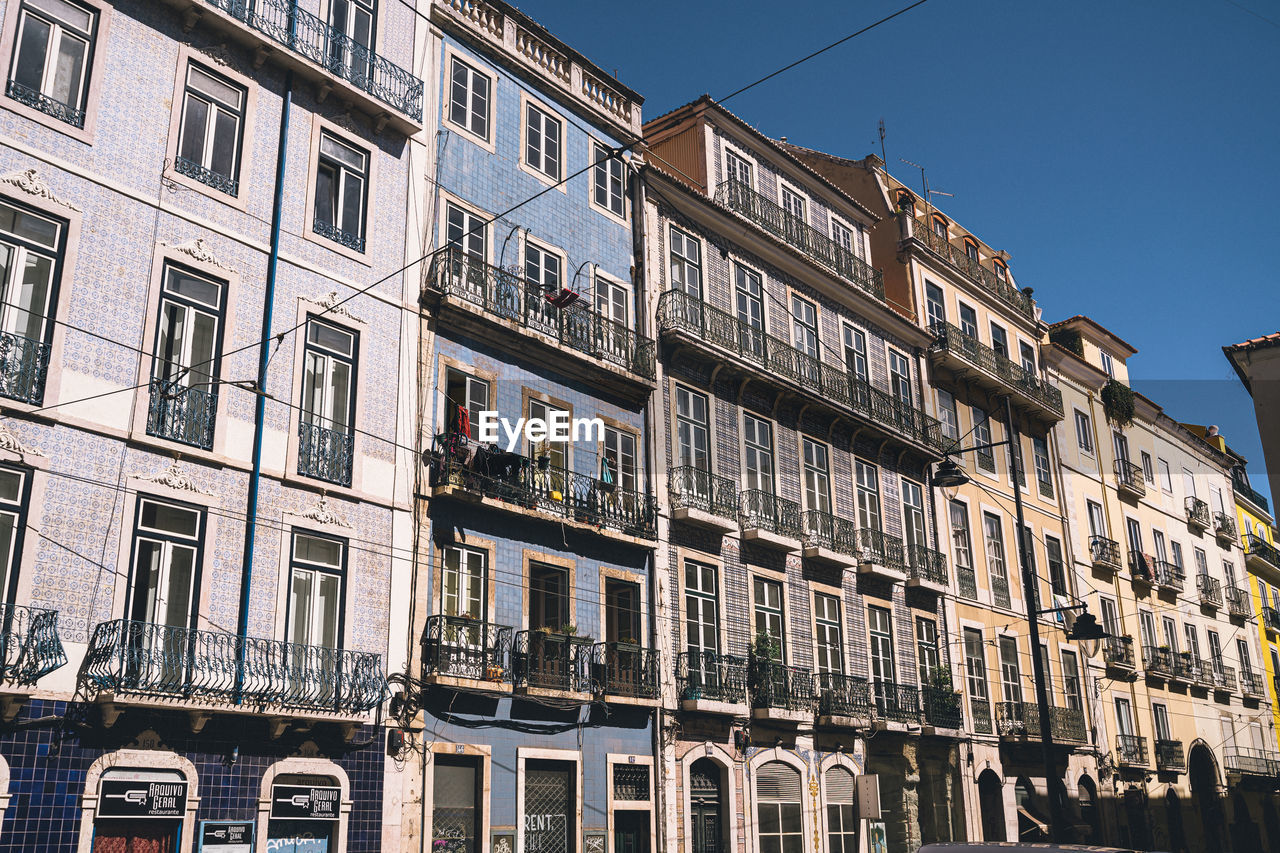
[525,0,1280,504]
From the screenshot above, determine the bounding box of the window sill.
[303,219,372,266]
[163,161,249,212]
[1,89,96,145]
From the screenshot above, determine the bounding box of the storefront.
[92,769,189,853]
[265,776,342,853]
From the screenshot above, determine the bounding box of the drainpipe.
[237,71,292,700]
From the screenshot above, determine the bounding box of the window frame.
[443,47,495,151]
[723,143,756,190]
[0,462,31,605]
[669,226,703,300]
[304,116,375,262]
[519,93,564,185]
[124,493,207,630]
[163,47,255,208]
[741,411,775,494]
[1074,410,1093,454]
[283,527,348,651]
[589,140,628,222]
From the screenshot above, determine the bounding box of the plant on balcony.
[1101,379,1135,428]
[752,631,780,662]
[928,666,954,692]
[1049,328,1085,358]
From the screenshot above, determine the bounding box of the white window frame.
[520,94,563,184]
[443,47,495,152]
[590,141,628,222]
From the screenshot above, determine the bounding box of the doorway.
[689,758,723,853]
[613,810,649,853]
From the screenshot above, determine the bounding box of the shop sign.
[99,779,188,819]
[199,821,254,853]
[270,785,341,821]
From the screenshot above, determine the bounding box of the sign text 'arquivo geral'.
[270,785,342,821]
[98,779,189,819]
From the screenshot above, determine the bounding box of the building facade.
[0,0,426,849]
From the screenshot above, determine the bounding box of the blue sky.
[525,0,1280,502]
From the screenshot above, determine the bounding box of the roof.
[642,96,879,221]
[1223,331,1280,393]
[1048,315,1138,357]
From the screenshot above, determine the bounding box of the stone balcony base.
[92,692,368,740]
[421,673,512,694]
[681,697,748,716]
[741,527,802,552]
[752,706,812,725]
[802,544,855,568]
[672,506,738,533]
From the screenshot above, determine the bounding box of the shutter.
[825,767,855,804]
[755,762,801,802]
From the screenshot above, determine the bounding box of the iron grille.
[525,763,573,853]
[612,764,650,801]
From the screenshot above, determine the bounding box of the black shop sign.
[98,779,188,819]
[270,785,341,821]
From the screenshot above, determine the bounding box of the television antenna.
[899,157,953,218]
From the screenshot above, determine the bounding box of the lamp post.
[932,396,1106,843]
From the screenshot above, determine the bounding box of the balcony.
[815,672,872,725]
[1104,636,1135,673]
[739,490,802,550]
[0,331,50,406]
[921,687,963,733]
[80,620,388,727]
[1233,475,1270,514]
[1245,534,1280,574]
[0,604,67,687]
[591,642,659,704]
[957,565,978,599]
[1214,512,1237,545]
[164,0,423,129]
[656,290,946,457]
[970,697,994,735]
[1089,536,1122,572]
[1128,551,1155,586]
[1197,574,1223,609]
[996,702,1086,742]
[1191,658,1216,690]
[749,659,816,724]
[1115,460,1146,499]
[1211,661,1237,694]
[429,441,657,540]
[1186,497,1210,531]
[421,615,511,689]
[512,630,593,697]
[147,379,217,450]
[715,179,885,303]
[1153,560,1184,594]
[1170,653,1196,684]
[1143,645,1173,680]
[426,249,656,389]
[677,651,748,714]
[801,510,859,567]
[1225,747,1280,777]
[927,321,1063,422]
[174,156,238,196]
[5,79,85,128]
[906,544,948,592]
[668,467,739,532]
[1241,667,1265,699]
[1116,734,1149,768]
[298,421,353,487]
[857,528,907,581]
[908,217,1036,320]
[1227,585,1252,619]
[871,681,921,727]
[991,574,1012,609]
[1264,606,1280,636]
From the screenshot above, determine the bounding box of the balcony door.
[802,438,831,515]
[998,636,1021,704]
[743,414,774,495]
[300,318,357,485]
[1138,610,1157,650]
[128,497,203,689]
[327,0,375,85]
[855,461,881,532]
[441,545,487,672]
[676,386,709,471]
[604,579,640,645]
[288,532,344,649]
[149,265,225,449]
[813,593,843,676]
[684,560,720,692]
[0,467,28,606]
[790,295,819,382]
[0,199,62,404]
[1115,697,1136,737]
[902,480,927,555]
[734,264,764,359]
[868,606,895,713]
[752,578,784,661]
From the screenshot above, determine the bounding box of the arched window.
[825,765,857,853]
[756,761,803,853]
[963,238,980,262]
[931,215,948,238]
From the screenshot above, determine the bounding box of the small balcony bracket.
[0,696,24,724]
[187,710,213,734]
[316,81,333,104]
[99,701,123,729]
[340,722,362,742]
[182,8,202,32]
[252,46,271,70]
[267,717,291,739]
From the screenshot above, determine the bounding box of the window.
[868,605,895,684]
[527,398,568,470]
[1099,350,1115,378]
[1238,638,1253,672]
[950,500,974,593]
[984,512,1009,606]
[1158,458,1173,492]
[0,466,29,602]
[6,0,95,127]
[602,426,636,495]
[675,386,710,471]
[802,437,831,514]
[963,628,989,707]
[932,216,947,238]
[592,143,626,218]
[888,349,912,408]
[1032,436,1052,496]
[1152,703,1171,742]
[523,240,561,328]
[1171,541,1185,575]
[964,238,979,262]
[147,264,226,450]
[444,367,489,442]
[752,577,784,660]
[175,64,245,195]
[604,577,640,644]
[725,149,752,187]
[958,303,977,338]
[1224,560,1237,589]
[1184,624,1201,662]
[1046,536,1067,597]
[937,389,958,442]
[790,294,818,359]
[924,281,945,328]
[685,560,719,657]
[742,413,775,494]
[831,218,855,259]
[998,636,1021,703]
[1183,468,1197,499]
[993,260,1008,284]
[433,754,482,853]
[287,531,345,649]
[1114,697,1135,737]
[842,322,867,382]
[1100,597,1119,637]
[974,408,995,471]
[327,0,374,81]
[756,762,803,853]
[735,264,765,357]
[1075,410,1093,453]
[299,318,357,486]
[669,227,702,299]
[314,132,369,251]
[916,617,939,684]
[441,544,486,622]
[825,765,857,853]
[594,274,628,328]
[129,496,204,630]
[529,562,569,631]
[781,185,806,225]
[902,479,926,553]
[1138,610,1156,648]
[1162,616,1179,652]
[524,102,561,180]
[1193,547,1208,577]
[1112,431,1130,464]
[813,592,843,675]
[990,323,1009,358]
[1140,451,1154,484]
[446,201,486,263]
[0,198,63,405]
[855,460,881,532]
[448,55,490,141]
[1019,341,1035,374]
[1087,500,1106,537]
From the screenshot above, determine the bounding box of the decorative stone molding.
[0,168,81,211]
[161,237,236,273]
[315,290,364,324]
[134,459,214,495]
[189,40,242,73]
[300,492,352,528]
[0,420,45,457]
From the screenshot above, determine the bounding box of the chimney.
[1207,425,1220,437]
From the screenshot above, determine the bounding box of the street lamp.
[930,396,1108,843]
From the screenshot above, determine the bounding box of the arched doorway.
[689,758,724,853]
[1263,796,1280,853]
[978,770,1006,842]
[1015,777,1047,842]
[1190,743,1226,850]
[825,765,858,853]
[1232,789,1262,852]
[1166,789,1186,851]
[1123,787,1152,850]
[1077,776,1100,845]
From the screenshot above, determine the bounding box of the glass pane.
[302,352,322,425]
[179,94,209,164]
[210,108,239,177]
[188,65,242,110]
[51,30,87,107]
[294,533,343,568]
[163,544,195,628]
[308,320,355,356]
[13,16,51,92]
[0,510,17,594]
[139,500,200,537]
[188,309,218,383]
[29,0,92,32]
[326,360,351,429]
[165,267,222,309]
[289,569,314,645]
[0,205,59,249]
[131,539,164,622]
[339,173,364,236]
[320,134,365,171]
[317,572,340,648]
[154,302,186,381]
[314,165,337,228]
[0,470,22,503]
[13,253,52,340]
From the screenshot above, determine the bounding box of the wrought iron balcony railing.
[749,658,816,712]
[80,619,387,713]
[1212,661,1237,692]
[1116,734,1148,767]
[1185,497,1210,529]
[5,79,85,128]
[1233,475,1269,513]
[871,681,920,724]
[1143,645,1173,678]
[1153,560,1184,593]
[1128,550,1154,584]
[0,604,66,685]
[1241,666,1265,698]
[298,420,354,487]
[802,509,858,556]
[1225,747,1280,777]
[1037,475,1054,500]
[147,379,217,450]
[991,574,1012,609]
[1170,653,1196,683]
[421,614,511,683]
[740,490,802,540]
[858,528,907,572]
[173,156,239,196]
[716,180,884,302]
[512,630,593,693]
[428,249,656,380]
[677,651,747,705]
[957,565,978,599]
[907,543,948,586]
[910,217,1036,319]
[668,466,739,520]
[996,701,1086,742]
[1226,585,1251,618]
[0,331,51,405]
[1104,636,1135,670]
[928,321,1063,417]
[1197,574,1223,608]
[816,671,872,718]
[1246,534,1280,571]
[970,696,993,735]
[922,687,963,729]
[1115,460,1146,497]
[592,641,659,700]
[1214,512,1237,541]
[656,290,946,451]
[202,0,423,119]
[1090,535,1122,570]
[1264,606,1280,634]
[1192,658,1216,688]
[430,440,657,539]
[313,218,365,253]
